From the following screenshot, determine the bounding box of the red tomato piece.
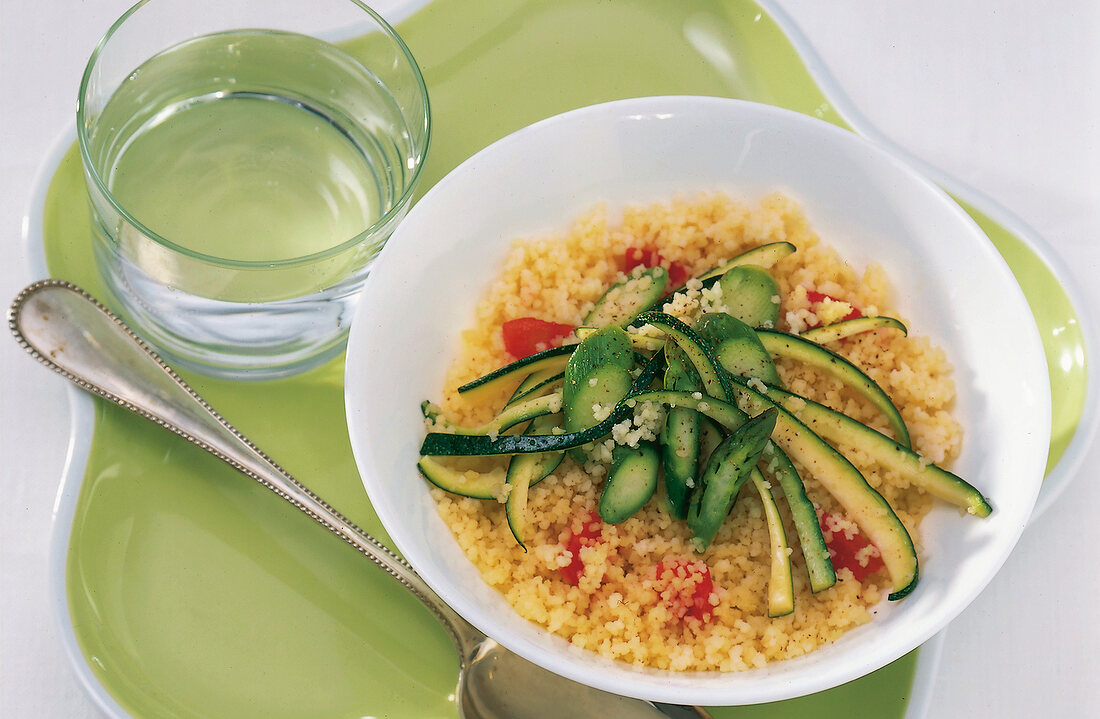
[559,511,604,586]
[819,512,884,582]
[665,260,690,288]
[655,559,716,622]
[805,290,863,325]
[501,317,573,359]
[623,246,661,272]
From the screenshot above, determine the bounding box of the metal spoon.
[9,280,710,719]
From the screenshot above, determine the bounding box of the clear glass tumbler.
[77,0,430,379]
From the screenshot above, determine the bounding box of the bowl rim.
[345,95,1050,704]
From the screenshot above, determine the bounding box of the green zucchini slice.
[576,327,665,353]
[625,389,749,434]
[697,313,782,386]
[687,407,778,551]
[417,456,507,500]
[697,241,798,283]
[759,381,992,517]
[599,441,661,524]
[420,352,666,457]
[563,326,635,461]
[696,415,727,475]
[505,415,566,549]
[750,468,795,617]
[757,329,911,448]
[457,344,574,405]
[631,311,734,402]
[651,242,798,311]
[421,415,615,457]
[732,382,919,600]
[507,370,565,406]
[585,265,669,328]
[799,315,907,344]
[421,392,561,436]
[715,265,782,328]
[660,343,702,519]
[760,442,836,593]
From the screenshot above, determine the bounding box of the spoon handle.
[9,279,479,651]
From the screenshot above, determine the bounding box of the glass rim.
[75,0,431,270]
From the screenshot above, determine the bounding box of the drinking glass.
[77,0,430,378]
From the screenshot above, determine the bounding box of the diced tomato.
[501,317,573,359]
[559,511,604,586]
[819,512,884,582]
[665,261,690,288]
[622,246,689,294]
[655,559,716,623]
[805,290,863,326]
[623,246,661,272]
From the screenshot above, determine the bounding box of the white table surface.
[2,1,1097,717]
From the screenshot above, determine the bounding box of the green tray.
[38,1,1088,718]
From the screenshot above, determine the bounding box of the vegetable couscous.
[418,192,976,671]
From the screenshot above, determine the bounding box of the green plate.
[39,1,1088,717]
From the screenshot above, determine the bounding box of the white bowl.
[344,96,1049,705]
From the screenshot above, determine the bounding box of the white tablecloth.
[2,1,1097,717]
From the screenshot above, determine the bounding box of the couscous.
[418,193,982,671]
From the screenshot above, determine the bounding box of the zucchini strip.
[756,380,992,517]
[760,443,836,593]
[750,468,795,617]
[417,457,507,499]
[422,392,561,436]
[696,415,727,473]
[731,382,918,600]
[631,312,734,402]
[584,265,668,328]
[660,343,702,520]
[688,407,778,551]
[697,313,782,386]
[647,241,798,312]
[507,370,565,406]
[697,241,798,282]
[799,316,907,344]
[457,344,573,404]
[505,415,565,549]
[563,326,635,462]
[624,390,748,434]
[599,441,661,524]
[714,265,781,328]
[421,417,613,456]
[421,353,666,457]
[576,326,665,353]
[757,329,911,448]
